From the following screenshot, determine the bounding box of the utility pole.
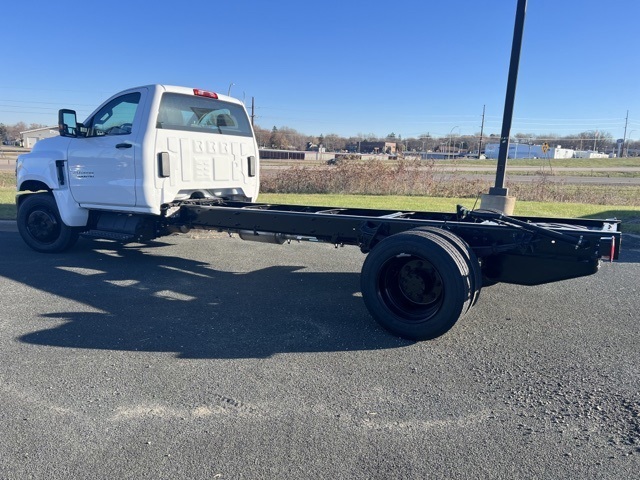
[622,110,629,157]
[478,105,485,158]
[251,97,255,126]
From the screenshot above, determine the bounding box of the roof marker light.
[193,88,219,99]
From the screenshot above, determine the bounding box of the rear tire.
[361,230,473,340]
[410,227,482,309]
[17,193,79,253]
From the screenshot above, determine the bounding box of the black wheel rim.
[377,254,444,323]
[26,209,60,244]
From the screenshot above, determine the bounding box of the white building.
[574,150,609,159]
[484,143,574,159]
[20,126,59,149]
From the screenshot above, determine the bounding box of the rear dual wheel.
[360,228,480,340]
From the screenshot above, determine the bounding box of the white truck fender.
[52,189,89,227]
[17,138,89,228]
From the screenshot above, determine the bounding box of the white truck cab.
[16,84,259,252]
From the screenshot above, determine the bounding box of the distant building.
[484,143,574,159]
[353,141,397,155]
[574,150,609,159]
[20,126,59,148]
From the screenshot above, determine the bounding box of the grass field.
[0,172,15,220]
[257,193,640,233]
[3,168,639,232]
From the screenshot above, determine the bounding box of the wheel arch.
[17,181,51,208]
[18,179,51,193]
[17,188,89,228]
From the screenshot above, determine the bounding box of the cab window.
[88,92,141,136]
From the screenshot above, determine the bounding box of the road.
[1,227,638,479]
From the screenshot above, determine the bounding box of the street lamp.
[227,82,235,96]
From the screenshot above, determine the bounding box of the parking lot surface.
[1,230,638,479]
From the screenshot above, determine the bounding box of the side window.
[88,92,141,136]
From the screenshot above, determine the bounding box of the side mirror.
[58,109,78,137]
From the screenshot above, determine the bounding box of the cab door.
[68,90,144,207]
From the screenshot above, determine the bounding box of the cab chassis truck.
[15,85,621,340]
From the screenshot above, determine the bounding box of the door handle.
[116,143,132,149]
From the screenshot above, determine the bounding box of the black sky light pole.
[490,0,528,196]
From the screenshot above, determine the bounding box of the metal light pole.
[490,0,527,194]
[481,0,527,214]
[227,82,235,96]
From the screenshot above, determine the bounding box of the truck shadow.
[618,234,640,263]
[579,210,640,264]
[1,233,411,359]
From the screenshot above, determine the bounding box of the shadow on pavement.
[617,233,640,264]
[0,232,411,359]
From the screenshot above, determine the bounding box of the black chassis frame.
[166,200,621,287]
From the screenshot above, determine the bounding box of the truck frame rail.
[173,200,620,287]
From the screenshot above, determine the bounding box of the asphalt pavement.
[0,230,638,479]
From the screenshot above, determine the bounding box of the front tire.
[360,230,473,340]
[17,193,79,253]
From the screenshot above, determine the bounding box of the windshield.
[156,92,253,137]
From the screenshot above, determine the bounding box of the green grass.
[3,171,638,232]
[0,172,16,220]
[0,201,15,220]
[258,193,640,233]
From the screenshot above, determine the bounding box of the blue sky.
[1,0,639,140]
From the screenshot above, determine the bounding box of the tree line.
[0,122,48,145]
[255,125,636,154]
[2,121,636,154]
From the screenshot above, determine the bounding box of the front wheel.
[360,230,473,340]
[17,193,79,253]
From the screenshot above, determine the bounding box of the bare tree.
[6,122,27,142]
[268,126,287,149]
[322,133,345,151]
[278,127,307,150]
[253,125,271,147]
